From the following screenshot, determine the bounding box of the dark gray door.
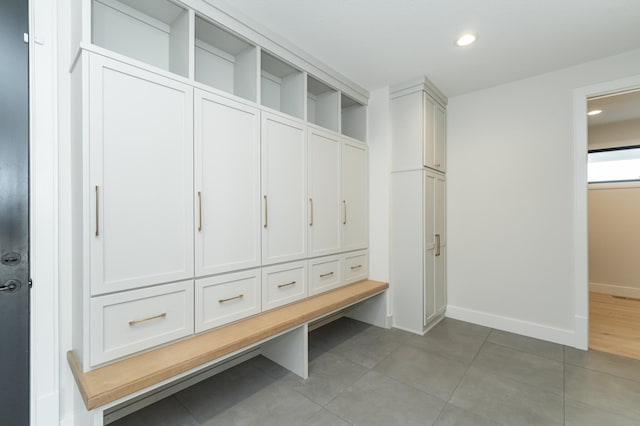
[0,0,30,424]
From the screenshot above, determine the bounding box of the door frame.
[572,74,640,350]
[29,0,61,423]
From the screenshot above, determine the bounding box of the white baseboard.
[59,415,75,426]
[590,282,640,298]
[385,314,393,329]
[574,315,588,350]
[34,391,60,426]
[446,305,575,346]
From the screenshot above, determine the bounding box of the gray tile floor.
[111,317,640,426]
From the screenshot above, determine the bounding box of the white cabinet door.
[434,174,447,314]
[261,112,307,264]
[424,170,446,325]
[308,126,341,257]
[341,139,368,251]
[434,103,446,172]
[89,54,194,295]
[194,89,261,276]
[423,171,436,324]
[423,93,436,170]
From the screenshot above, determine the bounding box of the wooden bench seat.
[68,279,388,411]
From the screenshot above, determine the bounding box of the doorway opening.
[586,90,640,359]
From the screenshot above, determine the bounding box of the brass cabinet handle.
[343,200,347,225]
[309,198,314,226]
[263,195,268,228]
[320,272,334,278]
[197,191,202,232]
[350,264,362,270]
[128,312,167,326]
[95,185,100,236]
[435,234,441,257]
[218,294,244,303]
[277,281,296,289]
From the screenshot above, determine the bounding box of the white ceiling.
[588,90,640,126]
[217,0,640,97]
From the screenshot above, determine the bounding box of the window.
[588,146,640,183]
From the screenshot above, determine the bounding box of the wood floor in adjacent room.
[590,292,640,360]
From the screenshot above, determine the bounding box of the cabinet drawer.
[262,261,307,310]
[90,281,194,366]
[308,255,342,296]
[195,270,261,333]
[343,251,368,284]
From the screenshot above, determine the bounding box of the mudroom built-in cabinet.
[70,0,370,370]
[390,77,447,335]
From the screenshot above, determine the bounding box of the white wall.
[367,88,390,284]
[445,48,640,345]
[589,183,640,298]
[589,118,640,149]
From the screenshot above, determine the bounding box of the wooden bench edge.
[70,279,389,410]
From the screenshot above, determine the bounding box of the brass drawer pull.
[218,294,244,303]
[128,312,167,326]
[277,281,296,289]
[309,198,314,226]
[320,272,334,278]
[435,234,441,257]
[350,265,362,270]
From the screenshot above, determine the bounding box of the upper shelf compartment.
[260,51,305,120]
[341,94,367,142]
[307,76,339,133]
[92,0,190,77]
[194,15,258,102]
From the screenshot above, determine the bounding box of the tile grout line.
[436,327,494,421]
[172,394,204,426]
[562,345,566,426]
[485,338,565,363]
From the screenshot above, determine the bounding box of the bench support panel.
[261,324,309,379]
[345,291,389,329]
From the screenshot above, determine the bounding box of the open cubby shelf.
[194,15,257,102]
[260,50,305,120]
[341,93,367,142]
[92,0,190,77]
[307,76,339,132]
[90,0,365,137]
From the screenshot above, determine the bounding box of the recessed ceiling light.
[587,110,602,116]
[456,33,477,47]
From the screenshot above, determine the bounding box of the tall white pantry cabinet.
[390,78,448,335]
[70,0,369,370]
